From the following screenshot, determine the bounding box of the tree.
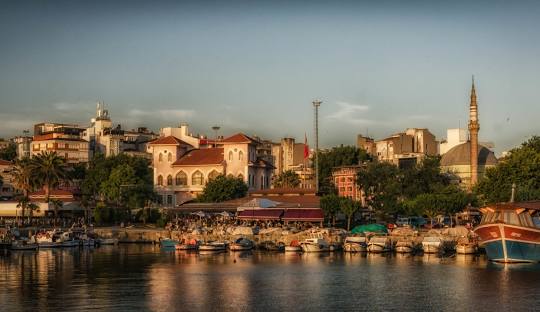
[49,199,63,223]
[0,142,17,161]
[198,175,248,203]
[320,194,341,226]
[27,202,39,221]
[340,197,361,231]
[315,145,371,194]
[32,152,69,225]
[11,158,37,220]
[272,170,301,188]
[16,196,30,224]
[357,161,404,217]
[476,136,540,204]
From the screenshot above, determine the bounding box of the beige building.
[356,135,376,156]
[150,133,274,206]
[0,160,16,199]
[375,128,438,167]
[31,123,90,163]
[271,137,314,189]
[439,128,468,155]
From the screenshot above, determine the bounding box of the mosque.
[440,79,498,189]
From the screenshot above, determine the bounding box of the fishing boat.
[229,238,254,251]
[300,237,330,252]
[258,240,285,252]
[160,238,179,248]
[59,231,80,247]
[343,236,367,252]
[99,238,119,245]
[474,201,540,263]
[34,231,62,248]
[284,240,302,252]
[367,236,392,253]
[175,238,199,251]
[421,236,442,254]
[11,239,38,250]
[455,236,478,255]
[199,241,227,252]
[395,237,416,253]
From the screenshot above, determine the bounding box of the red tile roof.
[221,133,257,144]
[149,136,191,146]
[172,148,224,166]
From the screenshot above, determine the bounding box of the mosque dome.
[440,141,498,167]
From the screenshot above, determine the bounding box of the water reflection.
[1,246,540,311]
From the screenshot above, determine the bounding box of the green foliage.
[0,142,17,161]
[32,151,69,199]
[272,170,301,188]
[198,175,248,203]
[81,154,155,208]
[404,186,474,224]
[315,145,371,194]
[320,194,341,225]
[340,197,361,230]
[135,208,162,224]
[476,136,540,204]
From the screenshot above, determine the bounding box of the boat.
[395,237,416,253]
[229,238,254,251]
[300,238,330,253]
[422,236,442,254]
[258,240,285,252]
[199,241,227,252]
[11,239,38,250]
[175,238,199,251]
[160,238,179,248]
[34,231,62,248]
[455,236,478,255]
[367,236,392,253]
[59,231,80,247]
[474,201,540,263]
[284,240,302,252]
[343,236,367,252]
[99,238,119,245]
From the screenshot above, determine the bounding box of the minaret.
[468,77,480,186]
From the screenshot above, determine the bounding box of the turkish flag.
[304,133,309,159]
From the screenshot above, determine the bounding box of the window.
[167,153,172,162]
[157,175,163,186]
[192,171,204,185]
[208,170,220,180]
[229,151,233,161]
[239,151,244,161]
[176,171,187,186]
[167,175,173,186]
[238,174,244,181]
[167,195,173,205]
[158,153,163,162]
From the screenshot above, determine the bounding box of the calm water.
[1,245,539,312]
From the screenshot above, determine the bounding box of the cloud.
[128,108,195,119]
[326,101,374,124]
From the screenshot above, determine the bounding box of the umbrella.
[217,211,233,218]
[191,211,207,218]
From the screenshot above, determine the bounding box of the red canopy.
[237,209,283,220]
[282,209,324,222]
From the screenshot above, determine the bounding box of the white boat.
[59,231,80,247]
[300,238,330,253]
[422,236,442,254]
[34,231,62,248]
[99,238,119,245]
[343,236,367,252]
[395,238,416,253]
[367,236,392,253]
[11,239,38,250]
[229,238,253,251]
[199,241,227,251]
[176,238,199,251]
[285,240,302,252]
[456,237,477,255]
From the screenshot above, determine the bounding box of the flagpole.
[313,100,321,193]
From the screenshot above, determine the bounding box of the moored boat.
[11,239,38,250]
[199,241,227,252]
[474,201,540,263]
[343,236,367,252]
[367,236,392,253]
[284,240,302,252]
[455,236,478,255]
[421,236,442,254]
[395,237,416,253]
[229,238,254,251]
[160,238,179,248]
[34,231,62,248]
[175,238,199,251]
[258,240,285,252]
[99,238,119,245]
[59,231,80,247]
[300,238,330,253]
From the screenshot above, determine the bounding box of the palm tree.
[32,152,69,225]
[11,158,36,221]
[49,199,63,224]
[27,202,40,222]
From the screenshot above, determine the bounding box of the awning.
[282,209,324,222]
[237,209,283,220]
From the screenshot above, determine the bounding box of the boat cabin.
[479,201,540,228]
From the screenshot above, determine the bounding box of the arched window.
[157,175,163,186]
[238,174,244,181]
[208,170,220,181]
[228,151,233,161]
[158,153,163,162]
[192,171,204,185]
[167,175,173,186]
[167,153,172,162]
[227,174,234,179]
[176,171,187,186]
[239,151,244,161]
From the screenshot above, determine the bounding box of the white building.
[439,128,468,155]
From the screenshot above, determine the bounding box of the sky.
[1,0,539,154]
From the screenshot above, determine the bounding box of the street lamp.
[312,100,322,193]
